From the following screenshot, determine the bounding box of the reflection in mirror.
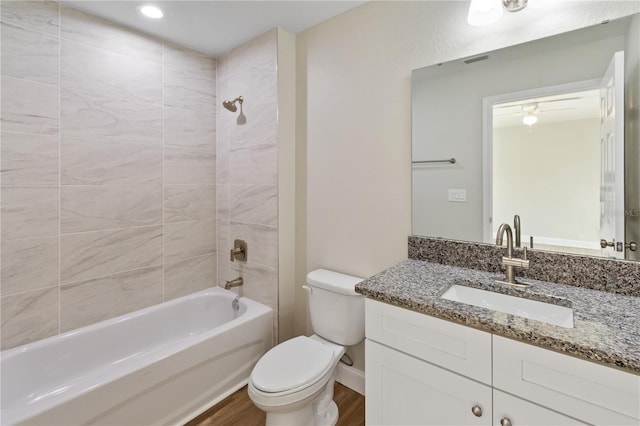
[491,87,605,257]
[411,13,640,261]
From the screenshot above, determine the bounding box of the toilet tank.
[305,269,365,346]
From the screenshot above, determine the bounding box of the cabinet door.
[493,390,587,426]
[493,335,640,425]
[366,340,492,426]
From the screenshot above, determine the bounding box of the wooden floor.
[186,383,365,426]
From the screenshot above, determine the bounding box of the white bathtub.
[1,287,273,425]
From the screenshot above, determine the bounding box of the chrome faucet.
[514,214,521,248]
[224,277,243,290]
[496,223,529,287]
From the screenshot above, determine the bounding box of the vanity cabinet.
[365,299,640,426]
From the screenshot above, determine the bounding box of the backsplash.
[409,236,640,297]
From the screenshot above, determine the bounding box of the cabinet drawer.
[493,335,640,425]
[493,390,586,426]
[366,340,492,426]
[365,299,492,384]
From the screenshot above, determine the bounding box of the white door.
[366,340,492,426]
[599,51,625,258]
[493,390,587,426]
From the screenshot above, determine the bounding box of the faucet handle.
[229,239,247,262]
[502,255,529,269]
[523,246,527,260]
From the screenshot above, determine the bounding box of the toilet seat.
[251,336,335,396]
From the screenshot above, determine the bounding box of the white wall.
[296,1,639,372]
[493,119,601,245]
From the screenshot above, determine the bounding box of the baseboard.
[335,363,365,396]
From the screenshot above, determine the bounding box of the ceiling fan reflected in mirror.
[492,91,598,128]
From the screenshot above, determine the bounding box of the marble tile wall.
[0,2,217,349]
[216,30,279,341]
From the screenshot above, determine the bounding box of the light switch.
[448,188,467,202]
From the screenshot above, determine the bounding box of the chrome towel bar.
[412,158,456,164]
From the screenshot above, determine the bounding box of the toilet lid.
[251,336,335,393]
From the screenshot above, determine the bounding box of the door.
[366,340,492,426]
[599,51,625,258]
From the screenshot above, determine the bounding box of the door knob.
[471,405,482,417]
[602,239,638,252]
[600,239,614,249]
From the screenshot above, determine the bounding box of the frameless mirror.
[411,14,639,261]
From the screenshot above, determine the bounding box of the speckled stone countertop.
[356,259,640,375]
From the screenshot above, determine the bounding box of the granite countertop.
[355,259,640,375]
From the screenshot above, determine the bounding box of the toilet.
[248,269,365,426]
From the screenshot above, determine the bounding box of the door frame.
[481,78,601,244]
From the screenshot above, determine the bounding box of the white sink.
[441,284,574,328]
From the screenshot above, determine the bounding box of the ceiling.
[493,89,602,128]
[62,1,365,56]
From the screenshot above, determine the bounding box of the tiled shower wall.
[0,2,217,349]
[216,30,280,340]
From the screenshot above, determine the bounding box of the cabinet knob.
[471,405,483,417]
[500,417,512,426]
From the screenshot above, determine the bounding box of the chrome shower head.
[223,96,243,112]
[223,100,237,112]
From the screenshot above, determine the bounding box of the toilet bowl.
[248,269,365,426]
[248,335,344,426]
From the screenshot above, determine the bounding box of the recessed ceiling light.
[138,5,163,19]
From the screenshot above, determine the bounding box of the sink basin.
[441,284,574,328]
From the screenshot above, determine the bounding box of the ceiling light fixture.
[522,102,538,126]
[138,5,163,19]
[467,0,528,26]
[522,112,538,126]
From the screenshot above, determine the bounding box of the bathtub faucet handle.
[230,239,247,262]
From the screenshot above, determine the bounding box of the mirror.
[411,14,640,261]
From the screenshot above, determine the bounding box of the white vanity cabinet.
[365,299,640,426]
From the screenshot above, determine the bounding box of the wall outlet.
[448,188,467,202]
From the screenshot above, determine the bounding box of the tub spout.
[224,277,243,290]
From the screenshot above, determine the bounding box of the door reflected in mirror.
[487,51,623,258]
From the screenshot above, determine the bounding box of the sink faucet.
[514,214,521,248]
[224,277,243,290]
[496,223,530,286]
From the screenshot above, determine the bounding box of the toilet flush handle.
[302,285,312,294]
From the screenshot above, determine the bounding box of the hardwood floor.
[186,383,365,426]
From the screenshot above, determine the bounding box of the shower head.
[223,96,243,112]
[223,100,237,112]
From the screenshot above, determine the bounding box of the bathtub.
[1,287,273,425]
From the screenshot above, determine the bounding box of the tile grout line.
[59,223,164,238]
[61,263,165,290]
[58,2,62,336]
[162,38,165,303]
